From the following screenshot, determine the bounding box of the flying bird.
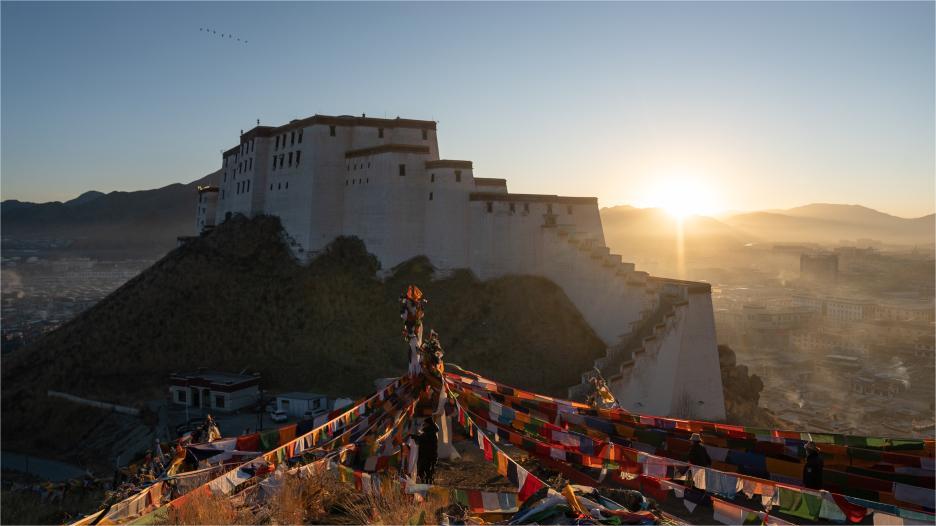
[199,27,248,44]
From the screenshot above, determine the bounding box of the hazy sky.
[2,2,933,217]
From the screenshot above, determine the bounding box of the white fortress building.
[193,114,726,420]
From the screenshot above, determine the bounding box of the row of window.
[275,130,302,150]
[430,170,462,183]
[272,151,301,170]
[349,161,371,171]
[329,125,429,140]
[346,178,370,185]
[270,181,290,191]
[236,180,251,194]
[483,202,575,215]
[239,139,255,156]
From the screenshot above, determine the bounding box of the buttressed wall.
[196,114,726,421]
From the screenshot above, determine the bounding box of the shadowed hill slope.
[1,215,607,461]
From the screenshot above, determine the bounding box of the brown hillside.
[1,215,606,460]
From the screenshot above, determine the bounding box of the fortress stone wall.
[195,114,726,420]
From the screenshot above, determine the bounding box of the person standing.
[687,433,712,467]
[803,442,824,489]
[415,418,439,484]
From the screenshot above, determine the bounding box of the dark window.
[486,202,493,213]
[285,182,289,189]
[278,183,281,189]
[422,129,428,140]
[215,395,225,408]
[291,131,295,145]
[378,128,384,138]
[352,179,355,185]
[547,204,553,214]
[176,390,187,403]
[295,151,301,165]
[524,203,530,213]
[280,154,284,167]
[288,152,293,166]
[510,202,516,213]
[567,205,573,215]
[429,192,433,201]
[298,131,302,143]
[270,184,273,190]
[346,180,349,185]
[431,173,435,183]
[221,190,225,199]
[455,170,462,182]
[366,178,369,183]
[398,164,406,176]
[247,180,250,192]
[367,162,371,168]
[275,136,280,149]
[272,157,277,170]
[223,173,227,182]
[249,158,252,170]
[329,125,336,136]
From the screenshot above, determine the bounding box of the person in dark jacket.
[687,433,712,467]
[803,441,824,489]
[414,418,439,484]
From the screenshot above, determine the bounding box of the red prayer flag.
[467,490,485,513]
[832,493,868,524]
[518,473,545,502]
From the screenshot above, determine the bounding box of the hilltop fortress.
[194,114,726,420]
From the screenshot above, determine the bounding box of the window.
[523,203,530,213]
[247,180,251,192]
[567,205,573,215]
[288,152,293,166]
[378,128,384,138]
[279,154,284,167]
[367,162,371,168]
[486,202,493,213]
[291,131,295,145]
[509,203,516,213]
[215,395,225,408]
[547,204,553,214]
[176,390,187,403]
[272,157,277,170]
[329,125,336,136]
[270,184,273,190]
[223,173,227,182]
[455,170,462,182]
[295,151,301,166]
[298,131,302,143]
[278,183,281,190]
[221,190,225,199]
[248,158,252,170]
[398,164,406,176]
[422,129,428,140]
[366,178,369,183]
[430,173,435,183]
[275,136,280,150]
[429,192,433,201]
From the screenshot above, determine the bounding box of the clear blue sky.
[2,1,933,217]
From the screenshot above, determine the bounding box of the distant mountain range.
[1,180,205,257]
[2,179,932,259]
[601,203,934,255]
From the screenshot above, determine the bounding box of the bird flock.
[199,27,247,44]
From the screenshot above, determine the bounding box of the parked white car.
[270,410,288,423]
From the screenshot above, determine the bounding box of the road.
[1,451,87,481]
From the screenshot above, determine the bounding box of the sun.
[640,174,720,219]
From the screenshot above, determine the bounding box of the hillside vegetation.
[1,215,606,460]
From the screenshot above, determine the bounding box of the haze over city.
[2,1,934,216]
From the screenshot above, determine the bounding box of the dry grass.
[160,489,253,525]
[343,482,450,525]
[267,466,355,524]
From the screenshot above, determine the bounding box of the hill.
[1,181,202,257]
[1,214,607,464]
[724,204,935,245]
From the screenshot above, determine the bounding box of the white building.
[275,392,328,419]
[169,370,260,413]
[192,113,726,420]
